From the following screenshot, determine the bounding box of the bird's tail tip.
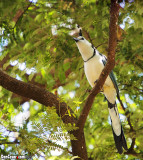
[108,100,128,154]
[113,126,128,154]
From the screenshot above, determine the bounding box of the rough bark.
[70,129,88,160]
[0,70,76,124]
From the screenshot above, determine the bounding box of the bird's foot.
[94,80,98,84]
[86,89,91,93]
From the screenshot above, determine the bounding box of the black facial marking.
[79,29,82,36]
[73,37,79,42]
[80,37,84,40]
[77,24,80,28]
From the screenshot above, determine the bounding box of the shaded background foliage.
[0,0,143,159]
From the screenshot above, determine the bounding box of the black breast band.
[84,48,96,63]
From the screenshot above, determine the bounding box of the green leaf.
[63,62,70,71]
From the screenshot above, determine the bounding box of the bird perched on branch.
[73,26,128,154]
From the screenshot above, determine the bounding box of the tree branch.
[0,53,10,69]
[0,140,20,145]
[12,1,32,28]
[0,69,77,125]
[95,42,108,49]
[77,0,120,131]
[0,69,88,159]
[124,138,141,157]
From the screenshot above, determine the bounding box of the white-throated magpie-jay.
[73,28,128,154]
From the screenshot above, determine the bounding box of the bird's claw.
[94,79,98,84]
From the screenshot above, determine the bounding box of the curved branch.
[0,69,89,159]
[0,70,77,125]
[77,0,120,131]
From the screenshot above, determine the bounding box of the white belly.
[84,56,116,104]
[84,56,108,87]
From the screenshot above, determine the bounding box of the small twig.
[129,138,136,151]
[123,84,143,92]
[95,42,108,49]
[124,101,134,132]
[0,139,20,145]
[84,30,93,44]
[47,140,72,154]
[120,98,136,152]
[124,138,140,157]
[79,66,84,70]
[13,2,32,29]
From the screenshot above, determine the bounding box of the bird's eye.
[80,37,84,40]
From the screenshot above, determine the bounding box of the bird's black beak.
[73,37,79,42]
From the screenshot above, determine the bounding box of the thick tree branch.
[0,70,76,125]
[0,69,88,159]
[77,0,120,131]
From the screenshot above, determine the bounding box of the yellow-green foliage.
[0,0,143,159]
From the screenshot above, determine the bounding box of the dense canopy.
[0,0,143,159]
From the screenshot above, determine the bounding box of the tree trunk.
[70,129,88,160]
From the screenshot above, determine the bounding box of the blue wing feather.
[101,54,119,94]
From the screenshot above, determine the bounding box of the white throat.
[76,41,94,61]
